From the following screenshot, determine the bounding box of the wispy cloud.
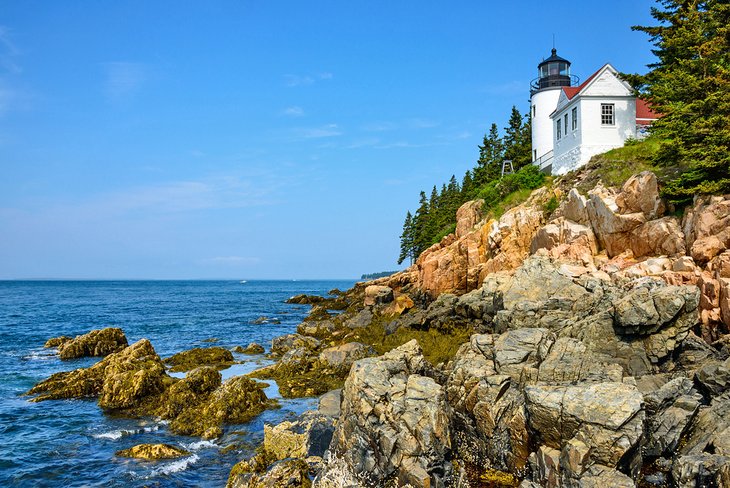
[0,26,21,75]
[296,123,342,139]
[202,256,261,266]
[101,62,146,99]
[362,121,397,132]
[284,72,333,87]
[282,106,304,117]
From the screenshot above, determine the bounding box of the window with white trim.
[556,119,562,140]
[601,104,615,125]
[571,107,578,130]
[564,114,568,136]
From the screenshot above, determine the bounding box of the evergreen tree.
[630,0,730,202]
[503,106,532,170]
[461,170,475,198]
[474,124,503,185]
[412,191,431,258]
[397,211,415,265]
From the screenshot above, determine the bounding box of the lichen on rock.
[115,443,189,460]
[163,346,234,372]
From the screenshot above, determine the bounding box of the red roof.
[562,65,605,100]
[636,98,660,121]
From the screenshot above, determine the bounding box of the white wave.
[94,430,124,440]
[182,440,217,451]
[22,349,57,361]
[151,454,199,476]
[92,423,163,440]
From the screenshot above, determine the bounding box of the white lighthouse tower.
[530,49,578,172]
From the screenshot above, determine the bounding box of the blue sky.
[0,1,657,279]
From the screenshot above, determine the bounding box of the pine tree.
[474,123,503,185]
[412,191,431,258]
[397,211,415,265]
[503,106,532,170]
[631,0,730,203]
[461,170,475,198]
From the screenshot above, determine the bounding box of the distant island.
[361,271,399,280]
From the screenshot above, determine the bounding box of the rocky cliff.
[229,170,730,488]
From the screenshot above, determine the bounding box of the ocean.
[0,279,355,487]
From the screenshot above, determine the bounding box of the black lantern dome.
[531,48,579,93]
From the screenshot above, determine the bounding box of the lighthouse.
[530,49,578,172]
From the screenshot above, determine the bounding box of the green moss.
[346,313,471,366]
[249,357,345,399]
[163,347,234,373]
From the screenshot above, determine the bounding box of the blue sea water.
[0,280,355,487]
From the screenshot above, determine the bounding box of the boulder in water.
[57,327,128,359]
[116,443,189,460]
[163,347,234,372]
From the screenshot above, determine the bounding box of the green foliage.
[629,0,730,204]
[397,106,537,264]
[361,271,399,280]
[477,165,545,212]
[543,196,559,216]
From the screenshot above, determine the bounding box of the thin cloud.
[102,62,146,99]
[0,26,21,74]
[297,124,342,139]
[284,72,333,87]
[282,106,304,117]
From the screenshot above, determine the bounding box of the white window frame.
[556,119,562,140]
[571,107,578,131]
[601,103,615,125]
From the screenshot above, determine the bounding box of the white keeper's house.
[530,49,659,175]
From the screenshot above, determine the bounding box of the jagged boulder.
[456,199,485,238]
[270,334,321,357]
[587,185,646,257]
[163,347,234,372]
[44,336,72,348]
[116,443,189,460]
[530,217,598,266]
[672,455,730,488]
[615,171,666,219]
[169,376,273,438]
[629,217,686,258]
[263,412,335,462]
[98,339,169,410]
[323,340,451,488]
[156,366,222,420]
[227,458,312,488]
[682,195,730,264]
[524,382,644,472]
[643,377,702,457]
[57,327,128,359]
[680,392,730,456]
[363,285,394,306]
[318,342,375,374]
[27,339,167,407]
[234,343,266,355]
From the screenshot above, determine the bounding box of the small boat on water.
[239,280,247,284]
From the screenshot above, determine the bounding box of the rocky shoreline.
[27,171,730,487]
